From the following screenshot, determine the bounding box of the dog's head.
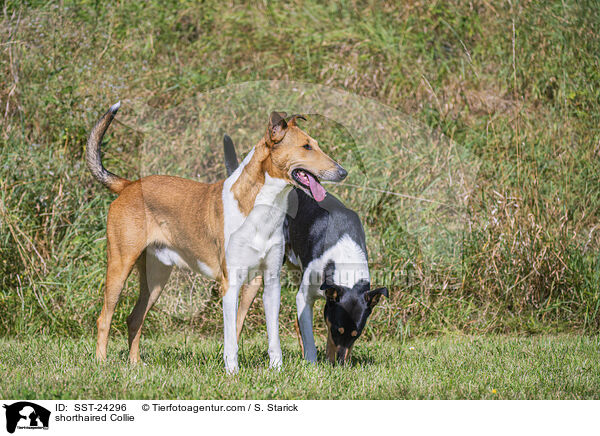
[262,112,347,202]
[321,280,388,365]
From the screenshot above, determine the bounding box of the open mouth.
[291,168,327,202]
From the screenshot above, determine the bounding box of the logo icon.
[3,402,50,434]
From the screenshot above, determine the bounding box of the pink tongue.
[307,173,326,202]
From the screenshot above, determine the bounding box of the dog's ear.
[223,134,239,177]
[321,282,344,301]
[287,114,306,127]
[364,287,389,308]
[267,111,288,145]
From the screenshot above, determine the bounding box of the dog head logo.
[3,402,50,433]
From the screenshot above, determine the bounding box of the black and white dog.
[224,134,388,365]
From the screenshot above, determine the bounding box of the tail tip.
[109,101,121,114]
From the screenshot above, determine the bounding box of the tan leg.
[236,275,262,340]
[294,317,305,357]
[127,251,172,364]
[96,241,139,361]
[344,346,354,364]
[326,330,336,364]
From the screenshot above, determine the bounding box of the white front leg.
[222,282,241,374]
[263,272,282,369]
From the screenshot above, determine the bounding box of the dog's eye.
[303,143,312,150]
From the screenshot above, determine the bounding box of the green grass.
[1,0,600,399]
[1,334,598,399]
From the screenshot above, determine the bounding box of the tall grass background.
[1,0,599,343]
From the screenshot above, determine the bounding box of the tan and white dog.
[86,103,347,373]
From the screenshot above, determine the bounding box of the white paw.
[225,363,239,375]
[269,355,283,370]
[224,355,239,375]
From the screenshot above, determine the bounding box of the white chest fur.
[222,149,291,282]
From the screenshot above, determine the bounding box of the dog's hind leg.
[236,275,262,340]
[96,238,141,361]
[127,250,172,364]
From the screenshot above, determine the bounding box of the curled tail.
[86,102,131,194]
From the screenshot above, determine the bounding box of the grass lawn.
[1,334,598,400]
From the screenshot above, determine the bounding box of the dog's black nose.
[337,166,348,180]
